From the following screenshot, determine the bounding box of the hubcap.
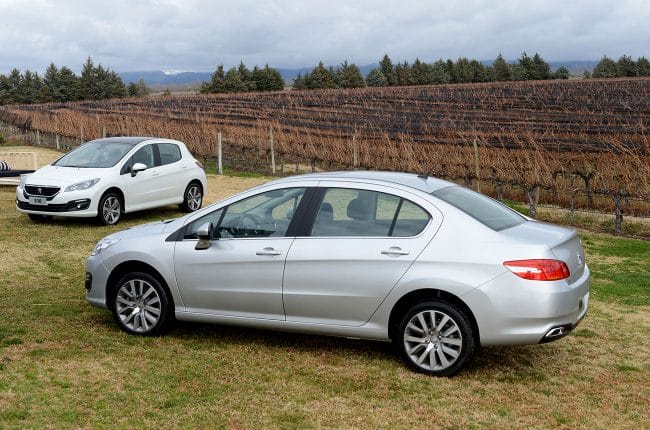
[187,186,202,211]
[102,196,121,224]
[115,279,162,333]
[403,309,462,371]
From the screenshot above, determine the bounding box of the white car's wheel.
[97,192,122,226]
[180,182,203,212]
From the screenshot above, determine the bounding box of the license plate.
[29,196,47,205]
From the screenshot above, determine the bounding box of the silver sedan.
[86,171,589,376]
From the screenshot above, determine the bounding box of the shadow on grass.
[93,313,567,378]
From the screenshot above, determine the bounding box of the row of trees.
[0,58,145,105]
[590,55,650,78]
[293,53,569,90]
[200,62,285,93]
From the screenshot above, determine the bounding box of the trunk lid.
[500,221,586,283]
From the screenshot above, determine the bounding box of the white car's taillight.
[503,259,570,281]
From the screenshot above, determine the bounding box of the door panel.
[174,238,293,319]
[283,237,427,326]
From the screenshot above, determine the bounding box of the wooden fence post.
[353,134,358,167]
[269,126,276,175]
[473,139,481,193]
[80,124,84,144]
[217,131,223,175]
[56,134,60,150]
[102,126,107,138]
[36,129,41,146]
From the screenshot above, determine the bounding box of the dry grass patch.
[0,174,648,429]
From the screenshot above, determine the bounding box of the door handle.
[256,247,282,256]
[151,171,159,176]
[381,247,410,256]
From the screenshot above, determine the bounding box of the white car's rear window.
[432,186,525,231]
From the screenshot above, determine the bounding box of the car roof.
[86,137,156,146]
[272,171,456,193]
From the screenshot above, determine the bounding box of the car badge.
[576,252,583,265]
[37,187,43,194]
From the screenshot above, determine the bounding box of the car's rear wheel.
[97,192,122,225]
[180,182,203,212]
[111,272,171,336]
[396,301,475,377]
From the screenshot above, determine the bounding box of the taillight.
[503,259,570,281]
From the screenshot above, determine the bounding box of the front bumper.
[85,254,111,309]
[463,264,590,346]
[16,185,97,217]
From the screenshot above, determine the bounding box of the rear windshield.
[432,186,525,231]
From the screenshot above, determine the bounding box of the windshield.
[432,186,525,231]
[53,141,134,168]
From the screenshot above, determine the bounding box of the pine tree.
[592,56,618,78]
[553,66,570,79]
[394,61,413,86]
[337,61,366,88]
[616,55,638,77]
[637,57,650,76]
[58,66,80,101]
[379,54,397,85]
[201,65,226,93]
[292,73,306,90]
[493,54,511,81]
[532,53,551,80]
[365,68,388,87]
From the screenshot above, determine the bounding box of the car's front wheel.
[396,301,475,377]
[111,272,171,336]
[97,192,122,226]
[180,182,203,212]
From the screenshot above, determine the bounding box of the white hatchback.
[16,137,207,225]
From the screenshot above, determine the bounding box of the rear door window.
[157,143,182,166]
[311,188,430,237]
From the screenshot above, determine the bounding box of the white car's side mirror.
[131,162,148,177]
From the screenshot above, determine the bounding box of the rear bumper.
[463,264,590,346]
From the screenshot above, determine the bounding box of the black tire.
[110,271,172,336]
[96,192,122,226]
[395,301,475,377]
[179,181,203,212]
[28,213,52,222]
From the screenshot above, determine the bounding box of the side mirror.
[131,162,148,177]
[195,222,213,250]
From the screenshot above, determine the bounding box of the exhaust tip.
[540,324,573,343]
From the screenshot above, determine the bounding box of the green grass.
[0,179,648,429]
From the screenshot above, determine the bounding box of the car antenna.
[417,174,428,179]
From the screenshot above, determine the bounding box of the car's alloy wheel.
[98,193,122,225]
[181,183,202,212]
[397,301,475,376]
[112,272,170,335]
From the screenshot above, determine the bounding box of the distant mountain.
[119,61,598,89]
[119,70,212,86]
[120,64,380,88]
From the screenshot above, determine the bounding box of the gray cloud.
[0,0,648,74]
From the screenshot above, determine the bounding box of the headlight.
[91,238,120,256]
[19,174,30,188]
[65,178,100,192]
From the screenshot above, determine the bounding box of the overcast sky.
[1,0,648,74]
